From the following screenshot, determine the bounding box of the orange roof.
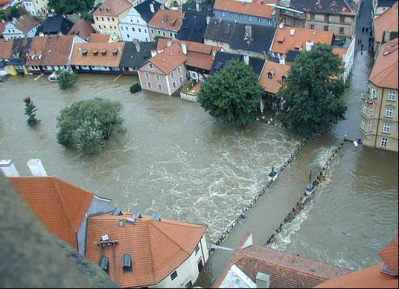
[333,47,347,59]
[373,2,398,43]
[148,10,184,32]
[70,42,125,67]
[157,39,221,71]
[0,21,7,36]
[88,33,111,43]
[14,14,40,33]
[144,42,186,74]
[26,36,47,66]
[369,38,398,89]
[40,35,75,66]
[271,27,334,54]
[379,235,398,276]
[259,60,290,94]
[85,212,207,287]
[9,176,94,249]
[0,0,10,5]
[68,19,96,40]
[93,0,132,17]
[0,38,14,59]
[214,0,276,18]
[315,263,398,288]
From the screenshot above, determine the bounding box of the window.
[388,91,396,101]
[127,34,130,38]
[361,119,366,130]
[145,29,147,33]
[385,107,393,118]
[158,84,162,91]
[369,107,373,116]
[310,14,315,20]
[177,66,181,74]
[258,17,261,23]
[122,254,132,273]
[162,32,165,36]
[173,81,176,88]
[151,29,154,33]
[99,256,109,274]
[371,88,377,99]
[179,76,183,84]
[145,72,150,79]
[339,27,344,34]
[107,17,110,21]
[138,28,141,32]
[222,11,225,16]
[249,16,252,22]
[362,105,367,115]
[340,16,345,23]
[367,121,372,132]
[171,71,175,78]
[324,14,329,22]
[156,74,161,81]
[194,243,200,254]
[383,123,391,133]
[149,63,154,69]
[239,14,243,19]
[310,24,314,30]
[132,27,135,31]
[230,12,234,18]
[170,270,178,281]
[170,32,173,37]
[147,82,152,88]
[381,137,388,148]
[112,18,115,21]
[324,25,328,31]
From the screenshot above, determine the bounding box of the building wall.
[33,0,48,15]
[152,235,209,288]
[93,10,130,38]
[23,0,37,16]
[214,10,275,26]
[3,23,24,40]
[149,26,178,41]
[204,39,230,51]
[119,8,151,42]
[341,36,355,82]
[360,83,398,152]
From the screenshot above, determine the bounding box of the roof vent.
[289,28,295,36]
[0,159,19,177]
[26,159,47,176]
[256,272,270,288]
[126,217,135,225]
[122,254,132,273]
[134,210,142,218]
[151,213,162,221]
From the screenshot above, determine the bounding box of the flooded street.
[0,50,397,286]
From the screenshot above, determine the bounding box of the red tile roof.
[85,212,207,288]
[214,0,276,18]
[214,235,351,288]
[26,36,47,66]
[379,235,398,276]
[88,33,111,43]
[157,38,221,71]
[271,27,334,54]
[373,2,398,43]
[0,0,10,5]
[259,60,290,94]
[0,21,7,37]
[14,14,40,33]
[142,42,186,74]
[148,10,184,32]
[93,0,133,17]
[68,19,96,40]
[315,263,398,288]
[70,42,125,67]
[9,176,94,249]
[0,38,14,59]
[40,35,75,66]
[369,38,398,89]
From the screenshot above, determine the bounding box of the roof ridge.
[52,177,78,231]
[145,221,157,285]
[370,59,398,84]
[148,220,191,254]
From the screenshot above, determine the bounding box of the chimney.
[135,41,140,52]
[212,49,216,60]
[26,159,47,176]
[243,54,249,65]
[305,40,314,51]
[167,40,172,47]
[245,25,252,40]
[150,3,155,13]
[206,16,210,25]
[151,49,157,57]
[256,272,270,288]
[181,42,187,55]
[160,4,165,10]
[196,3,200,12]
[289,28,295,36]
[0,159,20,177]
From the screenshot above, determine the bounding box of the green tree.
[198,59,263,126]
[48,0,95,14]
[56,98,125,154]
[79,11,94,23]
[276,44,347,137]
[23,97,41,127]
[57,69,78,90]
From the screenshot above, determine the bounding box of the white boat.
[304,170,316,196]
[268,167,278,183]
[48,71,58,82]
[0,70,9,82]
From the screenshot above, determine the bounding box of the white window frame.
[367,121,372,132]
[149,63,154,69]
[177,66,181,74]
[156,74,160,81]
[388,91,396,101]
[363,105,367,115]
[179,76,183,84]
[171,71,175,78]
[369,107,374,116]
[382,123,391,133]
[147,82,151,88]
[361,119,366,130]
[385,107,393,118]
[173,81,176,88]
[381,137,388,148]
[145,72,150,79]
[371,88,376,99]
[158,84,162,91]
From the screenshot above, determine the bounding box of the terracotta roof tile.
[0,21,7,36]
[332,47,347,59]
[9,176,94,249]
[214,0,276,18]
[271,27,334,54]
[40,35,75,66]
[88,33,111,43]
[142,42,186,74]
[93,0,133,17]
[373,2,398,43]
[379,235,398,276]
[25,36,47,66]
[0,0,10,5]
[315,263,398,288]
[0,38,14,59]
[369,38,398,89]
[148,10,184,32]
[70,42,125,67]
[68,19,96,40]
[86,212,206,287]
[14,14,40,33]
[259,60,290,94]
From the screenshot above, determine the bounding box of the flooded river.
[0,50,397,287]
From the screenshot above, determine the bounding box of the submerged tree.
[198,59,263,126]
[48,0,95,15]
[23,97,41,127]
[276,43,347,138]
[56,98,125,154]
[57,69,78,90]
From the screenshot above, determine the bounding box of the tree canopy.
[23,97,41,127]
[56,98,125,154]
[57,69,78,90]
[276,43,347,138]
[48,0,95,15]
[197,59,263,126]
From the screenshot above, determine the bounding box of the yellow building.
[92,0,133,39]
[360,38,398,152]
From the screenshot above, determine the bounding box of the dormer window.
[282,75,286,82]
[82,49,88,56]
[112,49,118,56]
[122,254,132,273]
[268,69,275,79]
[149,63,154,69]
[101,49,107,56]
[93,50,99,56]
